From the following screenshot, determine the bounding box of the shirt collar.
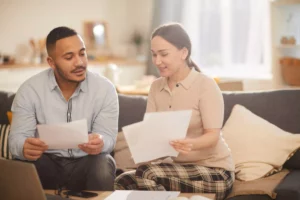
[159,68,199,91]
[48,68,87,93]
[49,69,58,91]
[159,78,168,92]
[78,74,87,93]
[180,68,199,90]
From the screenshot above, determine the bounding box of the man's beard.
[55,63,86,84]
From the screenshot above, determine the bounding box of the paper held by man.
[122,110,192,164]
[37,119,88,149]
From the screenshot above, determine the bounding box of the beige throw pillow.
[222,104,300,181]
[114,132,137,171]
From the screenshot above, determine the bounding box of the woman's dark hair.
[151,23,200,72]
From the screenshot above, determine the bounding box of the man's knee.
[89,153,115,175]
[32,154,61,189]
[85,153,116,190]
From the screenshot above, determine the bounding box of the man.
[9,26,119,191]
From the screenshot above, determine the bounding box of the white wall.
[126,0,154,56]
[0,0,153,61]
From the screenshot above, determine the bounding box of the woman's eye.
[161,54,168,57]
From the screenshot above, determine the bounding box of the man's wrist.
[16,137,27,160]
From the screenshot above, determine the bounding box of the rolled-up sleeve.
[198,77,224,129]
[93,83,119,153]
[9,85,37,160]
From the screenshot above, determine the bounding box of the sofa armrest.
[275,170,300,200]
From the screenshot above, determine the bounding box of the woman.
[115,23,234,200]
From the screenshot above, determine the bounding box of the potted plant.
[130,30,144,56]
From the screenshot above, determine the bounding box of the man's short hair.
[46,26,78,56]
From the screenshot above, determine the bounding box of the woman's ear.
[181,47,188,60]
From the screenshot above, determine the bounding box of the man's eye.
[161,54,168,57]
[65,57,72,60]
[152,54,157,57]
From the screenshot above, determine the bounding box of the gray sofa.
[117,90,300,200]
[1,90,300,200]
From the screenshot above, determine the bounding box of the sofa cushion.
[284,150,300,169]
[0,92,15,124]
[118,94,147,132]
[0,124,12,159]
[222,104,300,181]
[227,195,272,200]
[114,131,137,171]
[223,90,300,134]
[275,170,300,200]
[223,90,300,170]
[226,170,289,199]
[7,111,12,124]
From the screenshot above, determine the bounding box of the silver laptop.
[0,158,68,200]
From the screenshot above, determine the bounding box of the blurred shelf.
[276,44,300,49]
[117,85,150,96]
[272,0,300,6]
[116,80,244,96]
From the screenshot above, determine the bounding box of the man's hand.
[78,133,104,155]
[170,139,193,154]
[23,138,48,161]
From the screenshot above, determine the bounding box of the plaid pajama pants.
[114,163,234,200]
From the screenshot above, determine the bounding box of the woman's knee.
[136,163,172,181]
[207,179,234,200]
[114,171,137,190]
[135,164,156,180]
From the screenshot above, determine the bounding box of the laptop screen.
[0,159,67,200]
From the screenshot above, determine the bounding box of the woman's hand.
[170,130,220,153]
[169,139,193,154]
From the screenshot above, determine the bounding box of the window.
[181,0,271,79]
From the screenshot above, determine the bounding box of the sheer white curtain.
[181,0,271,78]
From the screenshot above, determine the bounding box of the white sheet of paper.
[189,195,212,200]
[37,119,88,149]
[123,110,192,164]
[104,190,180,200]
